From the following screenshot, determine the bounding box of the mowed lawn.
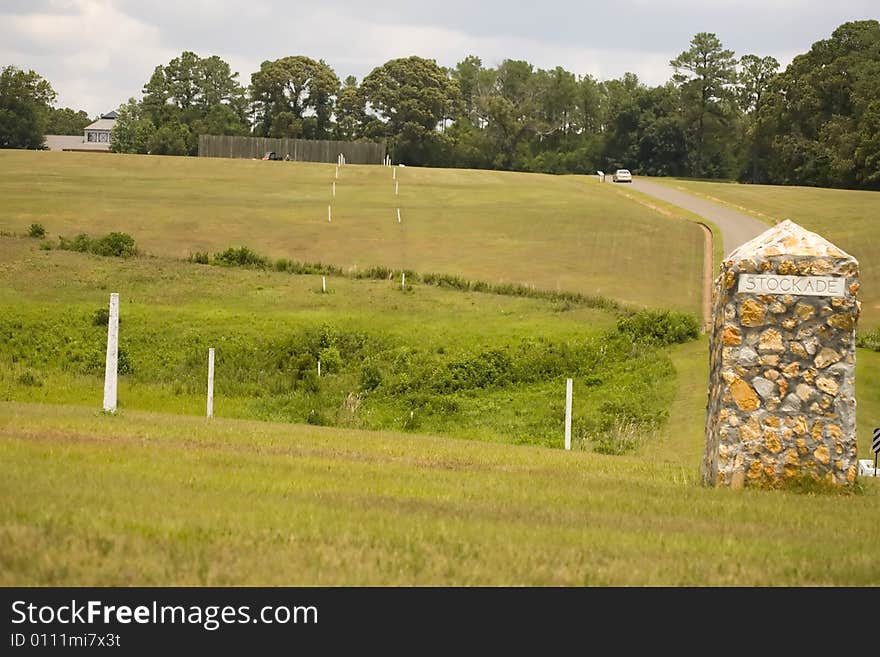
[1,399,878,586]
[653,178,880,328]
[0,150,704,313]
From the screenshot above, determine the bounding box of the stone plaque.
[737,274,846,297]
[703,220,860,488]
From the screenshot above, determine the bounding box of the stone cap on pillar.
[726,219,856,265]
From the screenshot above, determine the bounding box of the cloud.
[1,0,876,116]
[0,0,173,114]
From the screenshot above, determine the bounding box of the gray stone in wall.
[702,220,860,488]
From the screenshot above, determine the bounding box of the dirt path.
[629,178,770,257]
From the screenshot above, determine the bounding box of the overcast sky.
[1,0,876,117]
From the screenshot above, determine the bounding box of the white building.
[44,110,117,152]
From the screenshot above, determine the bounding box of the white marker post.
[335,166,338,179]
[564,378,573,450]
[206,348,215,418]
[393,166,396,180]
[397,208,401,224]
[401,272,406,290]
[328,205,332,222]
[322,276,326,293]
[317,360,321,377]
[102,292,119,413]
[332,181,336,197]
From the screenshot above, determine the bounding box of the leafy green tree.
[763,20,880,189]
[670,32,739,177]
[451,55,487,126]
[333,76,365,140]
[574,74,603,135]
[535,66,578,146]
[599,73,643,169]
[0,65,56,149]
[149,120,190,155]
[360,56,461,164]
[46,107,91,135]
[141,51,249,154]
[110,99,155,154]
[738,54,779,182]
[476,59,540,169]
[250,56,339,139]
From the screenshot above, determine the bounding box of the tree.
[536,66,578,144]
[333,76,365,140]
[141,51,249,154]
[110,99,155,154]
[738,54,779,182]
[451,55,486,126]
[0,65,56,149]
[763,20,880,189]
[670,33,739,177]
[360,56,461,164]
[476,59,541,169]
[46,107,91,135]
[250,56,339,139]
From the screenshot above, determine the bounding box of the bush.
[27,223,46,238]
[92,232,137,257]
[58,233,92,253]
[360,361,383,391]
[58,232,138,258]
[318,346,343,374]
[856,329,880,352]
[213,246,269,268]
[188,251,210,264]
[616,309,700,346]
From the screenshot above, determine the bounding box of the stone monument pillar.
[702,220,860,488]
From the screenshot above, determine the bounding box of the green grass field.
[0,237,681,450]
[654,177,880,328]
[2,396,878,586]
[3,152,880,586]
[0,150,704,314]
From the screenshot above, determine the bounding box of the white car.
[612,169,632,183]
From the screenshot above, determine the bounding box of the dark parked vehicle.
[261,151,281,161]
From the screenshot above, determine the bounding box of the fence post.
[207,348,215,418]
[564,378,573,450]
[102,292,119,413]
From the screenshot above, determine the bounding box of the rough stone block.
[702,220,860,488]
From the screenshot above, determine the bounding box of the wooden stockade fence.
[198,135,386,164]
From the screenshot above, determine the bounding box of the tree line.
[1,19,878,189]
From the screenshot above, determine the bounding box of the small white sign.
[737,274,845,298]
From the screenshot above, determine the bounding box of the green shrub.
[616,309,700,346]
[856,329,880,351]
[318,346,343,374]
[58,233,92,253]
[213,246,269,268]
[360,362,383,391]
[27,223,46,238]
[58,232,138,258]
[39,241,53,251]
[92,232,137,257]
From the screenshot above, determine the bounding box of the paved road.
[628,177,770,257]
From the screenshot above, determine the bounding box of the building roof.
[44,135,112,151]
[101,110,118,119]
[85,117,116,131]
